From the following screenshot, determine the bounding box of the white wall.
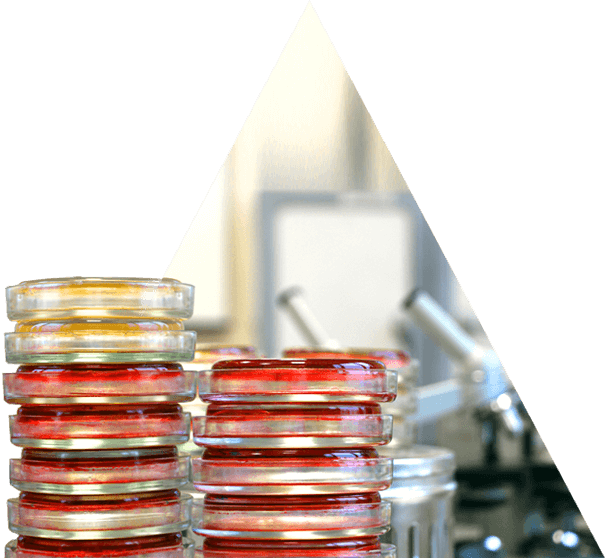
[171,5,409,348]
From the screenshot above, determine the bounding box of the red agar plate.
[11,447,189,495]
[192,449,392,495]
[10,404,191,450]
[8,490,192,539]
[195,538,396,558]
[191,494,391,539]
[4,364,196,404]
[6,535,195,558]
[198,359,397,403]
[193,403,392,449]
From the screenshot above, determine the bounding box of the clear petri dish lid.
[11,447,190,495]
[8,491,192,539]
[5,330,197,364]
[6,278,195,321]
[195,541,396,558]
[4,366,196,404]
[193,346,258,364]
[10,404,191,450]
[283,348,411,370]
[191,449,392,495]
[6,536,195,558]
[193,413,393,450]
[191,494,391,539]
[186,346,259,372]
[199,359,397,403]
[378,444,456,479]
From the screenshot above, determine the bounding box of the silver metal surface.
[276,286,341,350]
[404,290,515,432]
[404,291,477,363]
[380,445,457,558]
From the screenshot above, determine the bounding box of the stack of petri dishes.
[4,277,197,558]
[192,358,399,557]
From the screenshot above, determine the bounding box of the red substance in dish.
[15,363,184,374]
[18,489,180,511]
[200,536,382,557]
[201,448,378,460]
[211,359,385,371]
[5,363,193,402]
[12,404,188,440]
[21,446,178,462]
[13,447,184,486]
[205,403,381,417]
[208,359,385,384]
[199,358,396,403]
[203,493,379,511]
[15,533,184,557]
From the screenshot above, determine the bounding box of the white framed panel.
[259,191,426,360]
[274,204,414,355]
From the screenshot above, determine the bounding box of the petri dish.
[199,359,397,403]
[191,493,391,539]
[195,538,396,558]
[6,535,195,558]
[10,447,190,495]
[4,364,196,404]
[10,404,191,450]
[191,448,392,495]
[8,490,192,539]
[6,278,195,321]
[193,403,392,449]
[5,330,196,364]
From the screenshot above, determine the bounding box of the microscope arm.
[276,285,523,434]
[404,289,523,434]
[276,287,342,350]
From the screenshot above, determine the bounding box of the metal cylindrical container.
[379,446,456,558]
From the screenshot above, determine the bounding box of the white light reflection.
[484,536,502,552]
[496,393,512,410]
[552,529,580,547]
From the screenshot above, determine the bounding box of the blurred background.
[165,6,600,558]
